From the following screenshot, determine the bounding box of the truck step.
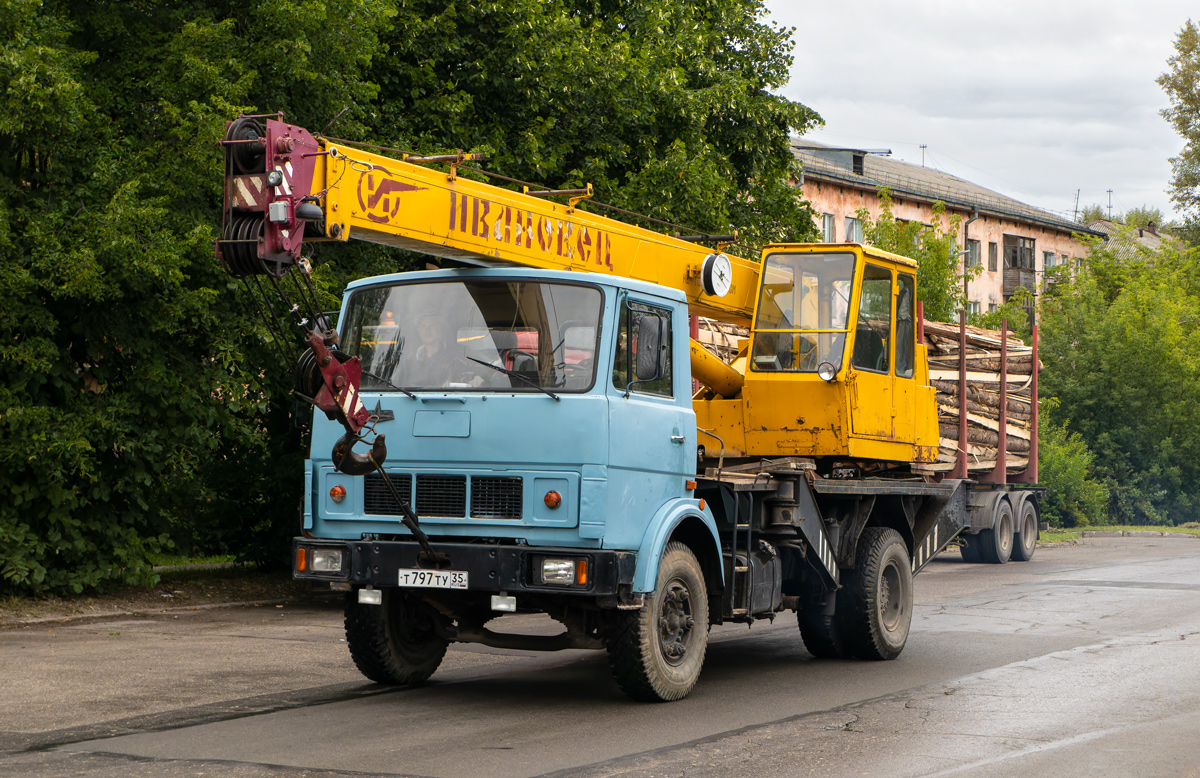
[733,565,749,573]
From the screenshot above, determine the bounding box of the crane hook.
[331,432,387,476]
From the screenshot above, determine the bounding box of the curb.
[1078,530,1199,538]
[0,594,336,631]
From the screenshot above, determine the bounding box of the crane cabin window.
[341,279,602,393]
[751,252,854,373]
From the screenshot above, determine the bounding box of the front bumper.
[293,538,636,596]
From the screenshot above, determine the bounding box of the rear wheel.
[958,534,983,563]
[839,528,913,661]
[979,499,1014,564]
[605,542,709,701]
[799,598,848,659]
[344,590,449,685]
[1011,499,1038,562]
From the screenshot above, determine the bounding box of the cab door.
[891,273,919,443]
[605,294,693,543]
[849,264,894,439]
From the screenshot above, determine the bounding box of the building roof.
[792,139,1104,238]
[1085,219,1183,260]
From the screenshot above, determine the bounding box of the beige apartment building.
[792,141,1102,315]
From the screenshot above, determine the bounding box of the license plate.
[397,569,468,589]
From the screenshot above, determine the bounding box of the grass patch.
[1082,524,1200,537]
[1039,530,1081,543]
[147,552,238,568]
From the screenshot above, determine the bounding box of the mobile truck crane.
[217,115,1042,701]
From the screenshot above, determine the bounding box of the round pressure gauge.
[701,253,733,297]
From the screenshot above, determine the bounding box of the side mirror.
[635,313,664,381]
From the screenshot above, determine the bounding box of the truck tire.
[958,534,983,563]
[1011,499,1038,562]
[799,602,848,659]
[344,590,448,685]
[979,499,1014,564]
[840,527,912,661]
[605,542,709,702]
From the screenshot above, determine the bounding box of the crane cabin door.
[849,263,894,440]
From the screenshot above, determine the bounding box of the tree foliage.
[1159,20,1200,221]
[856,190,974,322]
[1,0,818,594]
[1040,237,1200,525]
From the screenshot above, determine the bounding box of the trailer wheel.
[1011,499,1038,562]
[841,527,912,661]
[958,534,983,563]
[979,499,1014,564]
[344,590,448,685]
[605,542,709,702]
[798,601,848,659]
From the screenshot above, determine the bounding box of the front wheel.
[344,590,449,685]
[839,527,913,661]
[605,542,709,702]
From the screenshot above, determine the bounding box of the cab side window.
[896,274,915,379]
[612,299,673,397]
[852,265,892,373]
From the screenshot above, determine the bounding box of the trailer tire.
[605,542,709,702]
[958,534,983,563]
[979,499,1014,564]
[841,527,912,661]
[1011,499,1038,562]
[344,590,448,685]
[799,602,848,659]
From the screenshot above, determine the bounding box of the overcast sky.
[764,1,1194,223]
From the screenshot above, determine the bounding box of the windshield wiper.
[362,369,418,400]
[466,357,560,401]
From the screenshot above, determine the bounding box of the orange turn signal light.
[685,480,697,491]
[330,484,347,503]
[544,490,562,509]
[699,498,706,510]
[295,547,308,572]
[576,559,588,586]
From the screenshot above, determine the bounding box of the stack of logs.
[917,320,1039,474]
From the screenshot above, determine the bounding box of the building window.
[965,301,981,315]
[988,241,998,271]
[845,216,863,243]
[1003,235,1035,269]
[1061,253,1070,266]
[966,239,981,268]
[1043,250,1056,268]
[822,213,835,243]
[988,303,998,313]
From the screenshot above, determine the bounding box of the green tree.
[1159,20,1200,221]
[1040,238,1200,524]
[1037,418,1109,528]
[856,189,973,321]
[367,0,821,250]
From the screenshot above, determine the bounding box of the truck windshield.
[341,279,603,393]
[751,251,854,373]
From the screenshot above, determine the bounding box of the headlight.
[817,361,838,382]
[541,558,575,585]
[538,557,588,586]
[311,547,346,573]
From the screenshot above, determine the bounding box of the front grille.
[363,473,413,515]
[415,475,467,517]
[471,477,523,519]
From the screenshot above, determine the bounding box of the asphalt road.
[4,537,1200,777]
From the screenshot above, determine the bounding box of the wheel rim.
[658,577,697,666]
[879,560,906,632]
[1022,511,1036,552]
[999,514,1012,554]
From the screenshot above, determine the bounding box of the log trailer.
[217,115,1042,701]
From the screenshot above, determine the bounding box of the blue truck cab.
[296,267,722,700]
